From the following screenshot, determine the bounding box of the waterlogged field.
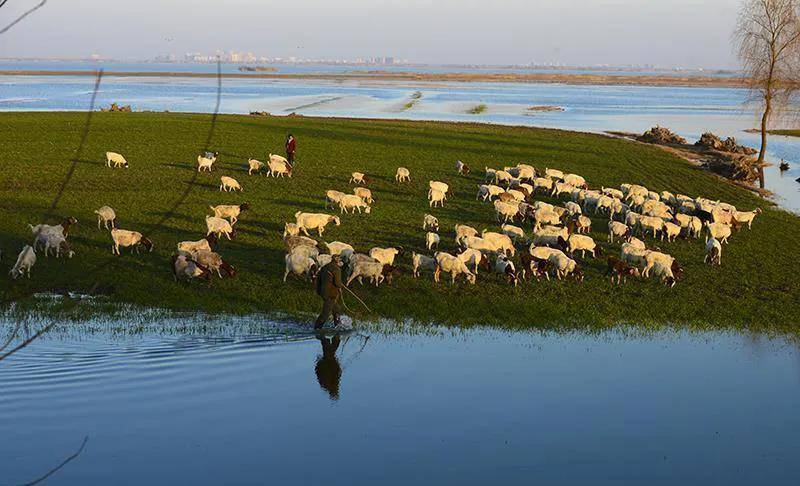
[0,112,799,329]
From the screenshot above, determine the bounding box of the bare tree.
[735,0,800,188]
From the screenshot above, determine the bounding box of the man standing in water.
[314,254,344,329]
[285,134,297,166]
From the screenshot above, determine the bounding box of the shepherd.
[314,254,344,329]
[285,133,297,167]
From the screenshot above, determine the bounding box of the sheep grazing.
[197,152,218,172]
[480,231,516,256]
[295,212,341,237]
[369,247,402,266]
[533,177,554,194]
[531,226,569,250]
[106,151,129,168]
[429,181,450,199]
[412,252,436,278]
[284,252,318,282]
[324,241,355,257]
[248,158,265,175]
[641,251,677,279]
[395,167,411,182]
[209,203,250,225]
[339,194,372,214]
[548,252,581,281]
[732,208,762,230]
[283,222,301,237]
[426,232,440,250]
[350,172,369,185]
[29,217,79,241]
[494,255,520,286]
[544,168,564,180]
[353,187,374,204]
[607,221,631,244]
[454,224,479,245]
[501,224,525,242]
[220,176,243,192]
[206,215,236,240]
[267,155,293,178]
[563,173,587,188]
[177,234,219,253]
[519,253,552,282]
[428,188,445,208]
[325,190,347,210]
[9,245,36,279]
[347,259,398,287]
[494,170,513,186]
[602,187,625,200]
[456,160,471,175]
[705,221,732,244]
[37,232,74,258]
[529,245,568,263]
[457,248,491,274]
[283,235,318,253]
[638,215,665,239]
[434,252,476,284]
[110,229,153,255]
[567,234,601,258]
[172,254,212,283]
[192,249,236,278]
[551,181,575,198]
[662,221,681,242]
[532,208,561,229]
[605,256,640,285]
[565,201,582,217]
[477,184,505,201]
[423,214,439,231]
[704,237,722,266]
[93,206,117,230]
[290,244,320,261]
[494,200,519,223]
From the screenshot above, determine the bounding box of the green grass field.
[1,112,799,331]
[769,129,800,138]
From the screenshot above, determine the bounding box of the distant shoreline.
[0,69,750,88]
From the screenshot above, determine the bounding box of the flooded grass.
[467,103,487,114]
[0,112,799,331]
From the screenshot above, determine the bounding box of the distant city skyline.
[0,0,742,69]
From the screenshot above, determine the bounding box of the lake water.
[1,316,799,485]
[1,60,798,212]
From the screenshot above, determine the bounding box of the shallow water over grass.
[2,316,799,485]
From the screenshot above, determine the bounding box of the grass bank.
[769,129,800,138]
[1,112,798,330]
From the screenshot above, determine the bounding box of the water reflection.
[315,334,342,400]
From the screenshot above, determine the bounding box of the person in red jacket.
[285,134,296,166]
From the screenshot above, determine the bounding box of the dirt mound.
[695,132,757,155]
[636,126,686,145]
[101,103,132,112]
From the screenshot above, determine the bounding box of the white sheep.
[220,176,243,192]
[477,184,504,201]
[29,217,78,243]
[423,214,439,231]
[461,236,497,254]
[9,245,36,279]
[638,215,665,239]
[350,172,368,185]
[562,173,586,188]
[339,194,372,214]
[369,247,401,266]
[289,244,320,261]
[602,187,625,200]
[568,234,599,258]
[607,221,631,243]
[324,241,355,257]
[106,151,129,168]
[209,203,250,225]
[38,232,74,258]
[548,252,579,280]
[283,235,318,253]
[533,177,554,194]
[94,206,116,230]
[642,251,675,278]
[197,153,217,172]
[532,225,569,248]
[206,215,235,240]
[412,252,436,278]
[565,201,582,217]
[705,221,731,244]
[429,188,446,207]
[295,212,341,237]
[573,215,592,235]
[110,229,153,255]
[347,260,390,286]
[177,235,217,253]
[529,245,567,262]
[704,237,722,265]
[284,253,318,281]
[662,221,681,242]
[267,155,293,178]
[494,255,519,286]
[426,232,440,250]
[434,252,476,284]
[325,190,347,209]
[481,231,516,256]
[395,167,411,182]
[544,168,564,180]
[457,248,487,273]
[551,181,575,198]
[172,253,211,282]
[283,222,301,237]
[248,158,265,175]
[454,224,479,245]
[533,208,561,229]
[732,208,762,230]
[494,200,519,223]
[501,224,525,242]
[494,170,513,186]
[353,187,374,204]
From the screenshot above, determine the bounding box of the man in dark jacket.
[285,134,296,166]
[314,254,344,329]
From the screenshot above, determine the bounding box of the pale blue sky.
[0,0,740,67]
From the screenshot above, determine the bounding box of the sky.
[0,0,742,68]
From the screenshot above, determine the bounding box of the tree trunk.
[757,99,771,189]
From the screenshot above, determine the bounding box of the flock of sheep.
[8,146,763,301]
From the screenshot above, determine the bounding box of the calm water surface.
[1,316,799,485]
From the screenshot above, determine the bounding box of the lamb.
[206,215,236,240]
[247,158,265,175]
[192,249,236,278]
[283,223,301,237]
[177,234,218,253]
[429,189,446,207]
[369,247,402,266]
[325,190,347,209]
[339,194,372,214]
[426,232,440,250]
[456,160,471,175]
[106,151,129,168]
[481,231,516,256]
[501,224,525,242]
[110,229,153,255]
[454,224,479,244]
[494,255,520,286]
[429,181,450,200]
[705,221,731,244]
[94,206,116,230]
[196,152,217,172]
[323,241,354,258]
[395,167,411,182]
[457,248,490,273]
[172,253,212,283]
[219,176,243,192]
[350,172,369,185]
[605,256,640,285]
[267,155,293,178]
[412,252,437,278]
[704,237,722,265]
[567,234,600,258]
[548,252,580,280]
[295,212,341,236]
[423,214,439,231]
[353,187,374,204]
[284,253,318,282]
[732,208,762,230]
[494,200,519,223]
[9,245,35,279]
[607,221,631,243]
[209,203,250,225]
[662,221,681,242]
[434,252,476,284]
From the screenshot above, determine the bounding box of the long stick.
[342,286,374,314]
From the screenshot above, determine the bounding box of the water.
[1,316,799,485]
[0,60,798,211]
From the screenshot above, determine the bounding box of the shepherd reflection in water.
[315,335,342,400]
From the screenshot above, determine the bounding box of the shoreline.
[0,69,752,88]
